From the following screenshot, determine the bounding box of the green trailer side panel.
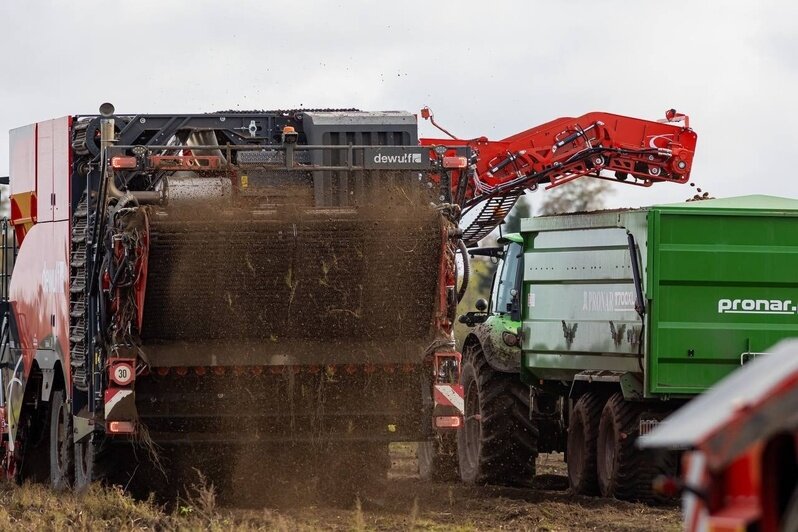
[648,195,798,395]
[520,212,647,382]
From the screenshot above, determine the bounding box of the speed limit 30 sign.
[110,361,135,386]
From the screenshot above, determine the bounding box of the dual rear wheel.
[568,392,675,502]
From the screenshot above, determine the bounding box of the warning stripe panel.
[434,384,464,414]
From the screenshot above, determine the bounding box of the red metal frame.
[421,109,697,204]
[676,371,798,531]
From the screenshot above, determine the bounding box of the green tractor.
[457,196,798,500]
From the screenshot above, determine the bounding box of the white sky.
[1,0,796,211]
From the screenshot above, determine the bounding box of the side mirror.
[475,298,488,312]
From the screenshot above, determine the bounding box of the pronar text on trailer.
[457,195,798,500]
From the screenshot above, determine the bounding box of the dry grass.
[0,480,293,531]
[0,446,681,531]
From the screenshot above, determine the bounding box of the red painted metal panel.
[51,117,71,221]
[36,120,54,222]
[9,220,71,385]
[9,124,36,196]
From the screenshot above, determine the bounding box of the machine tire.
[596,393,674,502]
[457,342,538,487]
[73,434,100,492]
[74,434,130,492]
[418,435,458,482]
[567,392,603,495]
[49,389,73,491]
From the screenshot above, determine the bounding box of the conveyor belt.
[460,192,522,246]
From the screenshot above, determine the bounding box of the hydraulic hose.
[456,239,470,303]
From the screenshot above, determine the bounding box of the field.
[1,445,681,531]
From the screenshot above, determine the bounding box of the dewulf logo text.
[42,261,67,294]
[717,298,797,315]
[372,152,422,164]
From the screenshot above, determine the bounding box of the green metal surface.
[647,195,798,395]
[498,233,523,245]
[517,195,798,399]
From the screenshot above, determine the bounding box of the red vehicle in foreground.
[640,339,798,531]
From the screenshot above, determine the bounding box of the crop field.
[2,445,680,531]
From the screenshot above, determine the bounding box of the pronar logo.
[717,298,797,315]
[372,152,422,164]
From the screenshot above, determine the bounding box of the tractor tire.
[457,342,538,487]
[596,393,675,502]
[49,389,73,491]
[567,392,603,495]
[418,435,458,482]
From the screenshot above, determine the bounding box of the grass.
[0,447,682,532]
[0,481,279,531]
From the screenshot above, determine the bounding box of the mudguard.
[33,346,64,402]
[466,315,522,373]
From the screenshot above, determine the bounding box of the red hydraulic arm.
[421,107,696,201]
[420,107,697,245]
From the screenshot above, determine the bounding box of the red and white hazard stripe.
[434,384,464,414]
[683,451,709,532]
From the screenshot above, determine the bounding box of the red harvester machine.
[0,102,695,491]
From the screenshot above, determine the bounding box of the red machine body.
[0,105,697,488]
[419,107,697,245]
[421,108,696,202]
[3,119,73,478]
[639,340,798,531]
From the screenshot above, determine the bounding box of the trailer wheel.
[418,435,458,482]
[457,342,538,487]
[49,389,73,491]
[596,393,673,502]
[567,392,603,495]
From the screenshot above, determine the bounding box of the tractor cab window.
[492,242,522,315]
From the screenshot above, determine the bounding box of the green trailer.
[457,195,798,500]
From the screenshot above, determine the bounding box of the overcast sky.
[1,0,795,211]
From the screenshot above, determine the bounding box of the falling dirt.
[139,181,445,366]
[91,177,683,530]
[218,444,681,531]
